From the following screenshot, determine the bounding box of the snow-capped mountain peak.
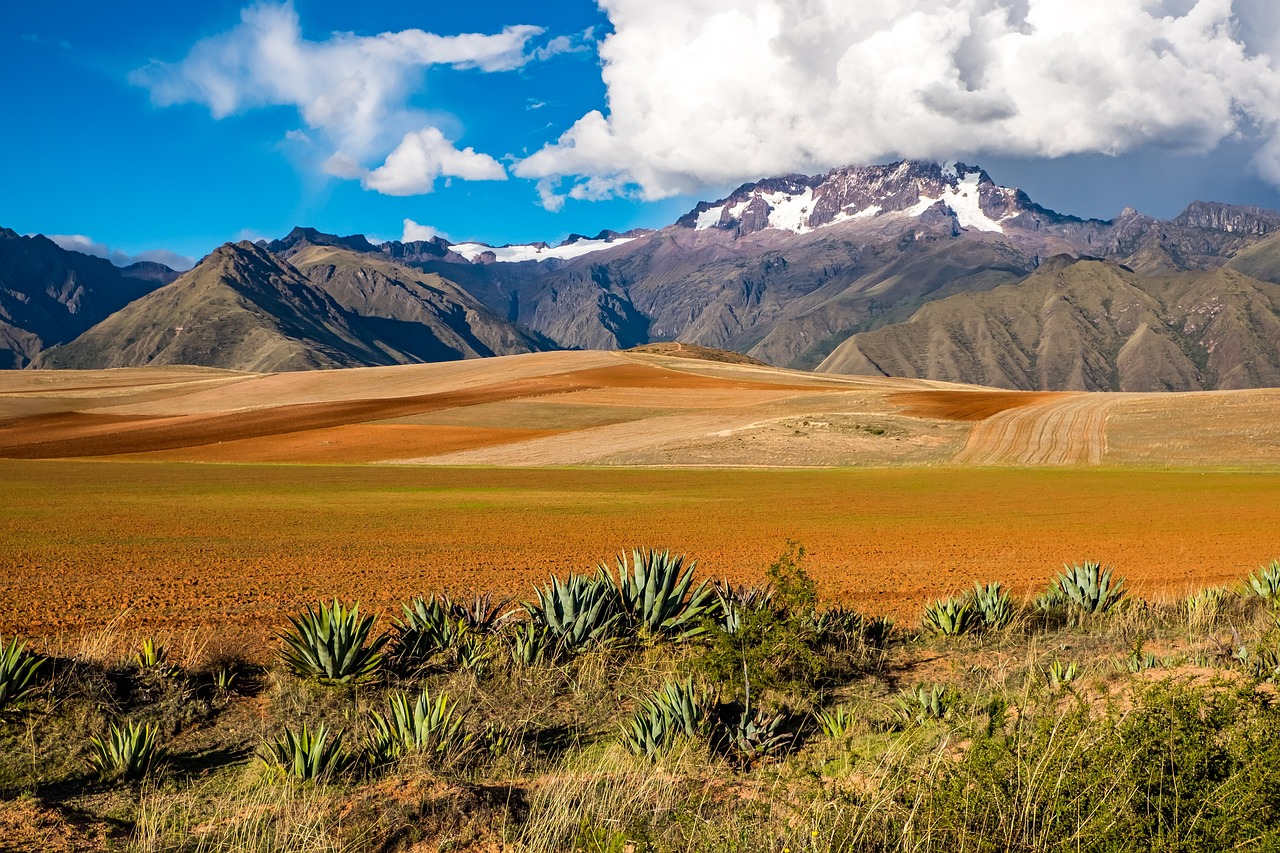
[678,160,1032,237]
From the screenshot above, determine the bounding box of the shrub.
[602,548,714,640]
[89,721,165,781]
[367,686,469,766]
[276,599,386,685]
[259,721,353,782]
[0,636,45,712]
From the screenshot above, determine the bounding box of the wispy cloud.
[131,1,561,195]
[518,0,1280,207]
[48,234,193,270]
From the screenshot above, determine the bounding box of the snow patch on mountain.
[452,236,635,263]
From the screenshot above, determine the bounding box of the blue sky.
[7,1,1280,269]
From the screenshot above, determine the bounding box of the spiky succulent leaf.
[894,684,953,725]
[276,599,386,684]
[922,595,977,636]
[711,580,774,635]
[1051,562,1126,619]
[0,636,45,712]
[443,592,515,634]
[89,722,164,781]
[367,686,469,765]
[1247,560,1280,602]
[525,573,621,654]
[604,549,713,640]
[259,722,352,781]
[971,581,1014,630]
[390,595,460,672]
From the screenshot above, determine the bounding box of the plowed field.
[4,460,1278,658]
[2,352,1279,657]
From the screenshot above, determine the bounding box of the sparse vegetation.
[0,636,44,713]
[9,548,1280,851]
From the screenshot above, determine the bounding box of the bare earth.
[2,350,1276,467]
[2,351,1278,652]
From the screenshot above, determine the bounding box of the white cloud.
[517,0,1280,205]
[401,218,447,242]
[48,234,193,270]
[363,127,507,195]
[133,1,547,194]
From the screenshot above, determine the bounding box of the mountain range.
[10,160,1280,391]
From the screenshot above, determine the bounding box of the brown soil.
[890,389,1063,421]
[4,462,1277,660]
[627,341,769,366]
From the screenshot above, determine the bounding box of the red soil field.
[3,460,1277,660]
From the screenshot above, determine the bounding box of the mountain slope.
[287,244,551,360]
[34,242,397,371]
[817,257,1280,391]
[0,229,175,368]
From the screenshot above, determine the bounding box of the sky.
[7,0,1280,270]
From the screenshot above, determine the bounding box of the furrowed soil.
[2,351,1278,658]
[3,460,1278,659]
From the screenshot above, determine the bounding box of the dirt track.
[953,394,1122,465]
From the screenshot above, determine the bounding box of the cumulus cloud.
[517,0,1280,205]
[133,1,547,193]
[364,127,507,195]
[401,218,446,242]
[49,234,193,270]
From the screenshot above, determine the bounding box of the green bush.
[276,599,386,685]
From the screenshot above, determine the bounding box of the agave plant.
[277,599,387,684]
[525,573,621,654]
[367,686,470,766]
[711,580,775,635]
[508,620,549,667]
[816,704,856,739]
[443,592,516,634]
[622,678,707,759]
[134,637,176,676]
[1049,562,1127,620]
[971,582,1014,630]
[894,684,954,725]
[922,595,978,636]
[88,721,165,781]
[720,702,791,764]
[259,721,353,781]
[1045,658,1079,692]
[806,605,867,649]
[603,549,714,640]
[1247,560,1280,603]
[0,636,45,713]
[389,595,461,672]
